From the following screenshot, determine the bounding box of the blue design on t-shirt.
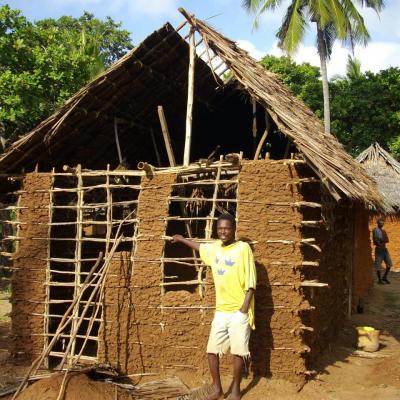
[215,256,220,264]
[224,258,235,267]
[217,268,226,276]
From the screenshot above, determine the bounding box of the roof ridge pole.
[183,27,196,166]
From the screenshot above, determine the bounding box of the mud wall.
[369,215,400,272]
[98,173,181,374]
[11,173,52,359]
[236,160,309,382]
[353,204,374,310]
[99,161,352,381]
[300,184,353,367]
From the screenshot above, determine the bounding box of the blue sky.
[5,0,400,77]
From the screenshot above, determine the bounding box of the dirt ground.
[1,273,400,399]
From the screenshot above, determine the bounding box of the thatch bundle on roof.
[356,142,400,211]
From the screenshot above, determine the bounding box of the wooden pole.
[150,127,162,167]
[254,112,270,160]
[252,99,257,153]
[113,118,123,164]
[157,106,176,167]
[183,28,196,166]
[43,168,55,369]
[70,165,83,366]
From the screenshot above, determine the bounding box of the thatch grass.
[357,142,400,211]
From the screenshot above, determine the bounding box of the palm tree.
[346,54,362,81]
[243,0,384,134]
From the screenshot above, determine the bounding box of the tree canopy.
[331,68,400,157]
[262,55,400,159]
[0,5,133,144]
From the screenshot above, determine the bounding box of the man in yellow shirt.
[172,214,256,400]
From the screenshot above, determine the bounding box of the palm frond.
[355,0,384,13]
[308,0,331,27]
[315,22,336,59]
[342,0,370,46]
[325,0,348,39]
[277,0,307,54]
[250,0,285,30]
[242,0,263,13]
[346,54,362,80]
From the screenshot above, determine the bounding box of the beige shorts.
[207,311,250,357]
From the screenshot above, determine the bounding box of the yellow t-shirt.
[199,240,256,329]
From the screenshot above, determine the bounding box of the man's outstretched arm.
[171,234,200,251]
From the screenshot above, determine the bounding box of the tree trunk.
[316,23,331,135]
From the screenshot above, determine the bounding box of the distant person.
[372,218,392,284]
[172,213,256,400]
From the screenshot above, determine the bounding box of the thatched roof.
[0,22,230,171]
[178,9,383,208]
[356,142,400,211]
[0,8,383,209]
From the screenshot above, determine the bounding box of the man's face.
[217,219,235,244]
[378,219,384,228]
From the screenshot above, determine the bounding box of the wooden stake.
[114,118,123,164]
[150,127,162,167]
[157,106,176,167]
[254,112,270,160]
[252,99,257,153]
[183,28,196,166]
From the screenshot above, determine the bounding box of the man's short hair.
[217,213,236,227]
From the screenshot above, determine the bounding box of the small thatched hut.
[357,142,400,273]
[0,9,383,384]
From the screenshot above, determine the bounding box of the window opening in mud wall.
[45,169,140,368]
[162,159,239,296]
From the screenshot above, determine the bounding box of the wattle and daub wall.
[11,173,52,359]
[12,160,361,382]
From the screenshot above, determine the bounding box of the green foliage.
[260,55,400,158]
[345,55,362,81]
[331,68,400,156]
[388,136,400,160]
[0,5,133,143]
